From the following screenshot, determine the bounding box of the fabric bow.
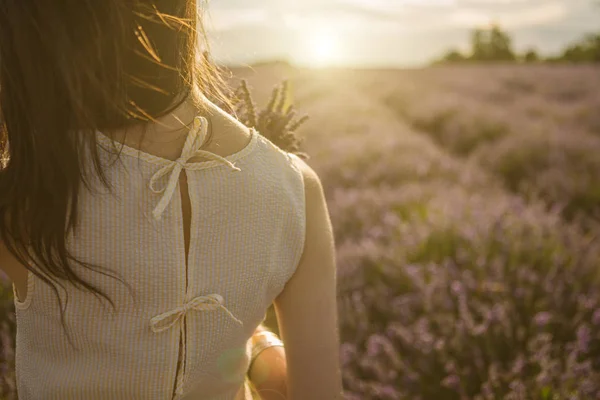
[150,293,243,333]
[148,116,242,220]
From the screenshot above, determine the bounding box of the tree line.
[434,23,600,64]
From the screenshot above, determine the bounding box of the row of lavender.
[373,65,600,227]
[289,65,600,399]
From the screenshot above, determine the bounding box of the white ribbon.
[150,293,243,333]
[149,292,244,398]
[148,116,242,220]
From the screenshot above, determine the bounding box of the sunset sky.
[204,0,599,67]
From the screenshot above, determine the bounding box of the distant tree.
[431,17,600,65]
[560,33,600,62]
[441,49,467,63]
[470,28,489,61]
[582,33,600,61]
[467,24,516,62]
[523,49,540,63]
[489,24,516,61]
[562,44,588,62]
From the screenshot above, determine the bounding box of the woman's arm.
[248,324,288,400]
[273,159,344,400]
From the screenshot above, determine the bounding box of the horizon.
[204,0,599,68]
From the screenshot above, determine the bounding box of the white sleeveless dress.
[12,116,306,400]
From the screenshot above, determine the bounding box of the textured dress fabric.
[11,116,306,400]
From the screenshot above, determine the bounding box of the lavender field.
[1,64,600,399]
[229,64,600,399]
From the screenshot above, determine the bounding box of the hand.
[248,327,288,400]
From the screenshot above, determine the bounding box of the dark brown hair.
[0,0,235,349]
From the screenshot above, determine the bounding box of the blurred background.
[1,0,600,399]
[207,0,599,68]
[207,0,600,398]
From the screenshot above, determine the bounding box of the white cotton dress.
[11,116,306,400]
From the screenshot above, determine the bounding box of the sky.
[202,0,600,68]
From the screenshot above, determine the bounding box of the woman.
[0,1,342,399]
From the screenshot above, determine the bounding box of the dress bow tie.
[149,293,243,333]
[150,293,244,398]
[148,116,242,220]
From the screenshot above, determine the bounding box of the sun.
[306,30,340,67]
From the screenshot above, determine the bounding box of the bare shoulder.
[281,153,332,276]
[286,154,323,198]
[285,154,332,246]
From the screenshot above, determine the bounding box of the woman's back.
[12,94,307,399]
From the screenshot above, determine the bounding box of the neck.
[111,89,219,145]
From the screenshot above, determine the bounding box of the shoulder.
[282,152,333,263]
[254,133,324,196]
[285,153,323,196]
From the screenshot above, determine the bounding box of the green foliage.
[436,49,468,64]
[470,24,516,62]
[523,49,540,63]
[435,23,517,64]
[560,33,600,62]
[434,23,600,64]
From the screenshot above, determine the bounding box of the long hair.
[0,0,236,349]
